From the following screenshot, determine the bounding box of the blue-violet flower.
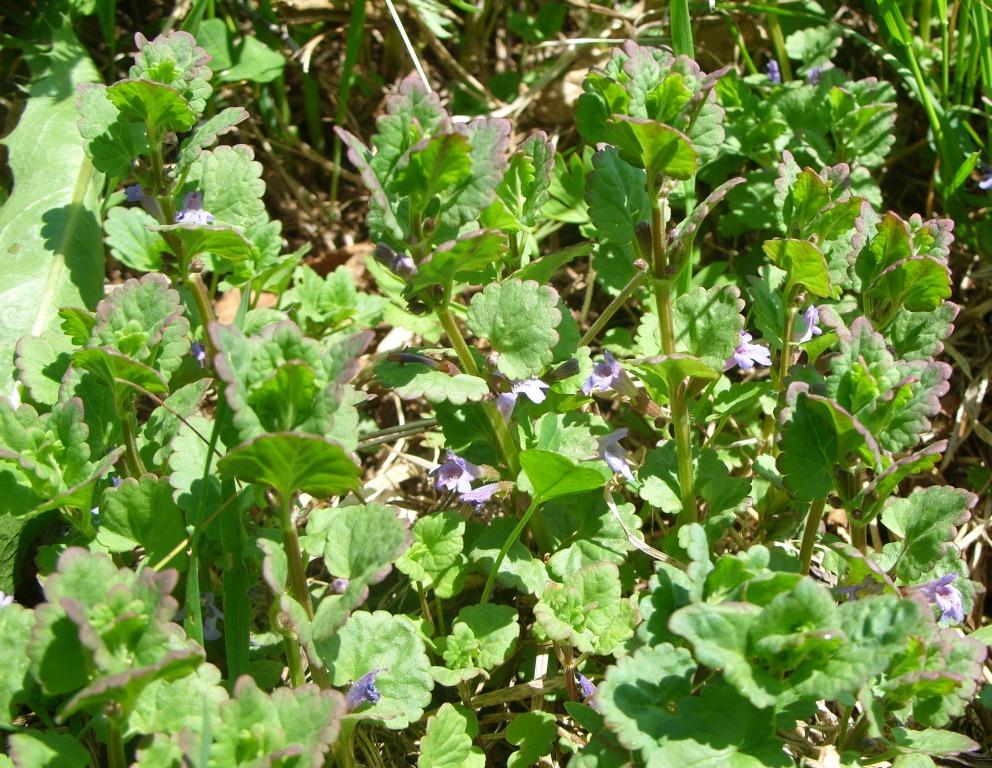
[598,429,635,482]
[459,482,505,511]
[794,305,823,344]
[175,191,215,226]
[582,350,637,398]
[914,574,965,623]
[496,378,549,420]
[431,452,481,495]
[766,59,782,84]
[346,670,382,710]
[806,66,824,85]
[724,331,772,371]
[124,184,145,203]
[576,672,597,700]
[191,340,207,367]
[978,165,992,191]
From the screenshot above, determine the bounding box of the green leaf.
[638,286,744,371]
[129,31,212,116]
[605,116,698,180]
[105,79,196,133]
[8,731,91,768]
[104,206,170,272]
[762,238,832,297]
[881,487,976,581]
[466,279,561,379]
[546,494,644,579]
[96,475,186,567]
[405,230,508,297]
[438,118,511,239]
[88,273,190,380]
[304,502,410,587]
[586,147,650,245]
[397,510,467,598]
[418,703,486,768]
[173,106,249,178]
[467,517,548,595]
[210,321,368,447]
[151,222,252,262]
[506,711,557,768]
[0,603,34,728]
[218,36,286,84]
[14,329,75,407]
[778,390,878,502]
[0,27,105,396]
[218,432,360,500]
[890,728,979,757]
[519,450,609,503]
[318,610,434,729]
[76,82,148,178]
[598,644,696,751]
[393,133,473,205]
[534,562,639,654]
[128,662,227,736]
[438,604,519,673]
[71,347,169,395]
[0,398,121,514]
[375,361,489,405]
[642,682,793,767]
[208,677,344,764]
[485,131,556,231]
[864,256,951,318]
[886,303,958,361]
[27,548,202,707]
[185,145,266,229]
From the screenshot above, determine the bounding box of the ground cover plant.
[0,1,990,766]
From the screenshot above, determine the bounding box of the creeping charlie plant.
[0,26,984,768]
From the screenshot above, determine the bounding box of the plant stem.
[120,409,146,478]
[481,499,538,604]
[275,492,331,688]
[106,720,127,768]
[648,180,696,524]
[187,272,219,360]
[284,636,305,687]
[578,269,648,347]
[766,291,800,455]
[357,418,438,448]
[834,704,853,746]
[435,305,520,475]
[851,523,868,555]
[798,498,826,575]
[766,1,794,81]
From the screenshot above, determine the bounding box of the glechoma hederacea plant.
[0,27,986,767]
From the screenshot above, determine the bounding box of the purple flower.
[175,191,215,226]
[582,351,637,399]
[124,184,145,203]
[0,592,14,608]
[374,243,416,277]
[430,452,481,495]
[806,66,824,85]
[459,482,504,511]
[794,305,823,344]
[914,574,965,623]
[766,59,782,84]
[724,331,772,372]
[496,378,549,420]
[111,475,123,488]
[331,577,350,594]
[598,429,635,482]
[978,165,992,191]
[576,672,597,699]
[346,670,382,710]
[191,340,207,367]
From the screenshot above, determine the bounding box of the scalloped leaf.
[375,360,488,404]
[318,610,434,730]
[218,432,360,500]
[467,279,561,379]
[881,487,976,581]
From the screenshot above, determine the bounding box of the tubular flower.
[430,452,481,495]
[794,305,823,344]
[724,331,772,372]
[598,429,635,482]
[175,191,215,226]
[496,378,549,420]
[346,670,382,710]
[914,574,965,623]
